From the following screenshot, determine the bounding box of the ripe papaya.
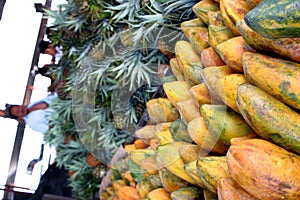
[169,119,193,143]
[178,144,201,164]
[156,141,197,184]
[187,116,228,155]
[135,125,157,145]
[117,186,140,200]
[176,99,201,125]
[200,104,255,146]
[169,57,185,81]
[207,10,225,26]
[192,0,220,25]
[155,122,174,145]
[219,0,240,36]
[184,160,206,188]
[244,0,263,9]
[236,19,300,63]
[221,0,251,24]
[214,73,247,113]
[215,36,256,72]
[189,83,212,107]
[140,155,158,178]
[226,138,300,200]
[147,188,172,200]
[217,177,258,200]
[196,156,231,193]
[163,81,193,107]
[200,47,225,68]
[236,83,300,155]
[208,25,234,49]
[170,187,203,200]
[187,27,210,54]
[243,52,300,110]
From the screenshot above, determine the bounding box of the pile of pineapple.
[99,0,300,199]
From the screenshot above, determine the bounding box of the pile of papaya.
[100,0,300,199]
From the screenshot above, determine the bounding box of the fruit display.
[98,0,300,199]
[40,0,299,199]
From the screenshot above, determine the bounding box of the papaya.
[155,122,174,145]
[124,144,136,153]
[215,36,256,72]
[169,119,193,143]
[188,116,228,155]
[226,138,300,200]
[156,156,190,192]
[117,186,140,200]
[200,104,255,146]
[192,0,220,25]
[136,179,154,199]
[217,177,258,200]
[170,187,203,200]
[178,144,201,164]
[201,65,234,104]
[163,81,192,107]
[184,160,206,188]
[135,124,157,145]
[221,0,252,24]
[129,147,155,166]
[147,173,162,189]
[203,189,218,200]
[200,47,225,68]
[169,58,185,81]
[146,98,180,124]
[236,83,300,155]
[208,25,234,49]
[189,83,212,107]
[196,156,231,193]
[243,52,300,110]
[214,73,247,113]
[244,0,263,9]
[140,155,158,178]
[156,141,197,184]
[187,27,210,54]
[128,158,146,183]
[207,10,225,26]
[176,99,201,125]
[134,138,149,149]
[181,18,206,39]
[219,0,240,36]
[147,188,172,200]
[236,19,300,63]
[244,0,300,39]
[112,179,127,193]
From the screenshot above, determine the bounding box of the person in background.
[38,40,63,64]
[0,92,58,134]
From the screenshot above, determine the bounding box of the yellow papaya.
[207,10,225,26]
[221,0,251,24]
[129,147,155,166]
[163,81,192,107]
[214,73,247,113]
[156,156,190,192]
[146,98,180,124]
[136,179,154,199]
[227,138,300,200]
[176,99,201,125]
[147,188,172,200]
[135,124,157,145]
[112,179,128,193]
[192,0,220,25]
[204,189,218,200]
[236,83,300,155]
[188,116,228,155]
[189,83,212,107]
[208,25,234,49]
[117,186,140,200]
[200,104,255,146]
[184,160,206,188]
[187,27,210,54]
[217,177,258,200]
[201,65,234,104]
[196,156,231,193]
[140,155,158,178]
[155,122,174,145]
[178,144,201,164]
[244,0,263,9]
[243,52,300,110]
[215,36,256,72]
[200,47,225,68]
[169,119,194,143]
[219,0,240,36]
[169,57,185,81]
[236,19,300,63]
[156,141,197,184]
[170,187,203,200]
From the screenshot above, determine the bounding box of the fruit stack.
[100,0,300,199]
